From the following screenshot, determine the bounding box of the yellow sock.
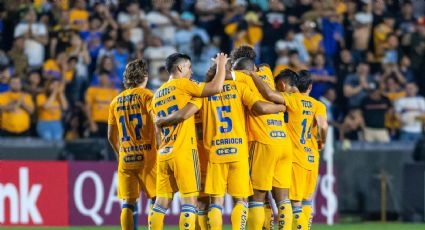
[147,202,154,230]
[277,199,292,230]
[149,203,167,230]
[208,204,223,230]
[180,204,197,230]
[263,201,274,230]
[231,201,248,230]
[196,210,208,230]
[292,205,307,230]
[121,204,134,230]
[302,200,313,230]
[248,202,265,230]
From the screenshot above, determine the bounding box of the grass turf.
[6,223,425,230]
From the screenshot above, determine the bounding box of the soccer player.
[230,51,294,230]
[248,69,328,230]
[107,59,157,230]
[155,62,286,230]
[150,53,228,230]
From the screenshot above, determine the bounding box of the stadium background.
[0,0,424,229]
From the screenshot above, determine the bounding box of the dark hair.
[297,70,313,93]
[274,69,298,86]
[230,45,256,63]
[123,59,148,89]
[165,53,191,73]
[288,50,299,56]
[98,70,110,77]
[232,57,255,71]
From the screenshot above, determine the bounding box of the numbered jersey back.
[108,87,156,169]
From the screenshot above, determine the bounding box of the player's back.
[233,68,289,144]
[283,92,320,170]
[197,80,257,163]
[307,99,327,161]
[108,87,156,169]
[152,78,199,161]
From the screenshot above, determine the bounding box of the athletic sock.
[147,200,154,230]
[133,203,138,230]
[149,203,167,230]
[248,201,265,230]
[180,204,197,230]
[292,205,307,230]
[263,201,274,230]
[277,199,292,230]
[197,210,208,230]
[302,200,313,230]
[208,204,223,230]
[231,201,248,230]
[121,203,135,230]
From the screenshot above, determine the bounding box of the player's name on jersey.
[163,134,177,143]
[117,94,141,103]
[267,119,283,126]
[210,137,243,146]
[155,85,176,98]
[208,94,237,101]
[116,103,141,111]
[120,144,152,153]
[154,95,176,107]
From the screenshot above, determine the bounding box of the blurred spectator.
[69,0,89,31]
[36,80,68,141]
[352,5,372,63]
[395,82,425,141]
[372,13,395,63]
[397,1,417,53]
[175,11,209,54]
[383,75,406,102]
[189,35,219,82]
[8,36,28,77]
[145,0,179,45]
[360,85,391,143]
[399,56,415,83]
[409,17,425,82]
[96,35,116,64]
[85,73,118,137]
[310,53,336,99]
[0,78,34,136]
[79,16,107,62]
[14,7,48,69]
[67,32,91,80]
[49,11,74,58]
[275,29,309,64]
[195,0,229,36]
[322,9,345,64]
[43,51,66,80]
[339,107,364,141]
[223,1,248,48]
[117,0,148,46]
[92,56,121,89]
[0,67,11,93]
[335,49,355,108]
[112,41,129,81]
[382,33,402,66]
[143,35,176,77]
[297,20,323,56]
[148,66,168,91]
[343,62,375,108]
[274,50,308,76]
[320,87,338,126]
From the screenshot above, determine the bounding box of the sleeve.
[281,92,295,109]
[107,101,116,125]
[189,97,203,110]
[315,101,327,119]
[239,83,262,110]
[181,78,206,97]
[25,94,34,108]
[85,88,94,104]
[144,91,154,113]
[36,94,45,107]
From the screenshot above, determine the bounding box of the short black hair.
[274,69,298,86]
[165,53,191,73]
[297,70,313,93]
[232,57,255,71]
[230,45,256,63]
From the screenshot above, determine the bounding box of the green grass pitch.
[6,223,425,230]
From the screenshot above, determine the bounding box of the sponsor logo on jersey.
[123,154,144,163]
[216,147,238,155]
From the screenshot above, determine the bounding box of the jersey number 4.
[217,106,232,133]
[300,118,312,144]
[119,113,143,142]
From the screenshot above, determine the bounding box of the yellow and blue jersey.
[151,78,205,161]
[108,87,156,169]
[190,80,261,163]
[307,100,327,168]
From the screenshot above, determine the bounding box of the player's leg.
[263,193,274,230]
[150,159,176,230]
[290,163,309,230]
[205,161,227,230]
[196,196,210,230]
[248,142,274,230]
[302,166,318,230]
[228,160,251,230]
[272,144,293,230]
[139,160,157,230]
[176,149,201,230]
[118,168,139,230]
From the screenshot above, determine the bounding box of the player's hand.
[318,140,325,151]
[212,53,229,65]
[154,116,165,128]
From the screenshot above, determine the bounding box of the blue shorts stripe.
[122,204,135,210]
[302,200,312,205]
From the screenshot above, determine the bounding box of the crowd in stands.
[0,0,424,143]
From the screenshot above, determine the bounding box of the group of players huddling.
[107,45,328,230]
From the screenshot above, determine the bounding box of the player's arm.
[155,103,200,128]
[199,53,229,96]
[242,70,285,104]
[251,101,286,116]
[315,115,328,151]
[107,124,119,159]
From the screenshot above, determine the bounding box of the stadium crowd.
[0,0,424,142]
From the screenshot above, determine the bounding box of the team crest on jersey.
[123,154,144,163]
[159,146,173,154]
[308,155,314,163]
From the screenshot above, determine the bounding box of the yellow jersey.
[86,87,119,123]
[108,87,156,169]
[36,94,62,121]
[43,59,61,79]
[282,92,324,170]
[151,78,205,161]
[233,67,289,145]
[69,9,89,31]
[307,100,327,169]
[191,80,261,163]
[0,92,33,133]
